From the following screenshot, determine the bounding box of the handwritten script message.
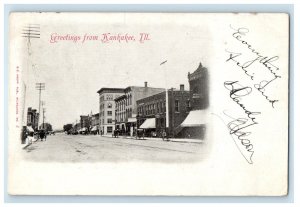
[223,25,281,164]
[49,33,150,44]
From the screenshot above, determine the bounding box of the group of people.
[112,129,120,138]
[21,127,48,144]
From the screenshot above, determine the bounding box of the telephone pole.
[42,108,46,129]
[36,83,45,126]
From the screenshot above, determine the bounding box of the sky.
[19,13,212,130]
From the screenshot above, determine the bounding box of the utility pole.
[36,83,45,126]
[22,24,40,43]
[21,24,40,141]
[42,108,46,130]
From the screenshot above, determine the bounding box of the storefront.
[178,110,207,139]
[139,118,156,137]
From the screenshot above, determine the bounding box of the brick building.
[179,62,209,139]
[136,85,190,137]
[27,107,39,131]
[188,62,209,110]
[80,115,90,128]
[91,113,100,134]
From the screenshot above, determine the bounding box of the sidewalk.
[22,136,39,149]
[101,134,204,144]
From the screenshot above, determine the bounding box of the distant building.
[27,107,39,131]
[91,113,100,127]
[91,113,100,134]
[80,115,90,128]
[115,82,165,136]
[115,94,127,133]
[136,84,190,137]
[97,88,125,135]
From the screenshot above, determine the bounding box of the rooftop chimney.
[144,81,148,87]
[180,84,184,91]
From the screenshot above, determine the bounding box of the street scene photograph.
[15,13,210,163]
[8,11,289,197]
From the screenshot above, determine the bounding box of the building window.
[160,118,165,128]
[107,118,112,124]
[106,94,113,100]
[107,111,112,116]
[107,126,113,133]
[186,100,191,110]
[175,100,179,112]
[108,102,112,108]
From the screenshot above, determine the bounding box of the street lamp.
[160,60,169,135]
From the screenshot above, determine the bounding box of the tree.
[40,123,53,131]
[63,124,73,132]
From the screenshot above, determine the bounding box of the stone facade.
[97,88,125,135]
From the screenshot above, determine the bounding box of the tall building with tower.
[178,62,209,139]
[97,88,125,135]
[188,62,209,110]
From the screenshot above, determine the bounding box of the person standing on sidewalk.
[162,129,168,141]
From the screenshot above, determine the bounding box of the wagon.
[136,129,145,140]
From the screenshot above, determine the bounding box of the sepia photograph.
[12,13,211,163]
[8,12,289,196]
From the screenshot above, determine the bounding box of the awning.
[26,126,34,132]
[180,110,208,127]
[139,118,156,129]
[127,117,137,123]
[91,126,98,131]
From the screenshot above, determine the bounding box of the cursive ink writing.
[224,112,255,164]
[224,81,261,123]
[225,25,281,108]
[230,25,281,76]
[254,77,279,108]
[222,81,261,164]
[225,50,255,80]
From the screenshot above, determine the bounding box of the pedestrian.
[162,130,167,141]
[39,130,45,141]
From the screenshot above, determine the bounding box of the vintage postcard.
[8,12,289,195]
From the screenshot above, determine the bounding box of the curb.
[101,135,203,144]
